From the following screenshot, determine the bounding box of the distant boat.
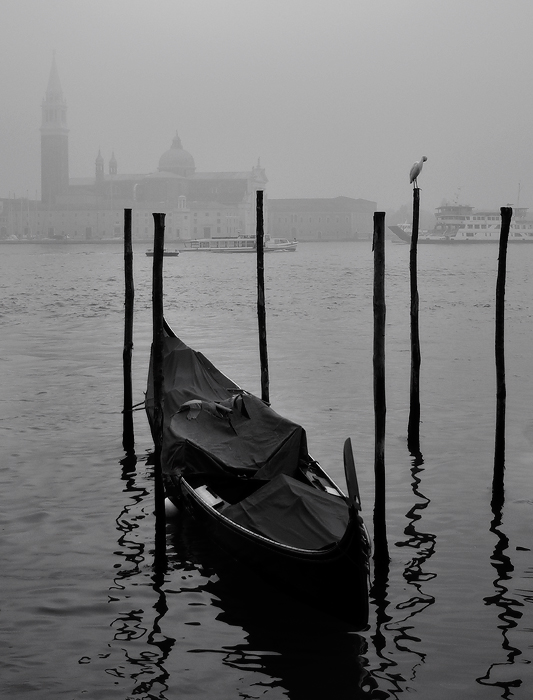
[389,204,533,244]
[266,237,298,252]
[388,223,448,244]
[187,234,256,253]
[145,249,180,257]
[187,234,298,253]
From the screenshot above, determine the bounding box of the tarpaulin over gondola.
[145,325,370,628]
[148,335,309,478]
[221,474,349,548]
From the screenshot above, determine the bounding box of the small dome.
[158,132,195,176]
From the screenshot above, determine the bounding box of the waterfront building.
[267,197,376,241]
[1,58,267,241]
[1,57,378,243]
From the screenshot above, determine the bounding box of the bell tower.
[40,53,69,204]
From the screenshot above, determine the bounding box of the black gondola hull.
[147,323,370,629]
[168,475,370,629]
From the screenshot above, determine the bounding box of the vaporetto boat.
[186,234,298,253]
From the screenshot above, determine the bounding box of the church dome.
[158,132,195,176]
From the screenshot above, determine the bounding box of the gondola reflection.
[107,451,379,699]
[166,512,372,700]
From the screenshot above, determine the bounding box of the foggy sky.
[2,0,533,213]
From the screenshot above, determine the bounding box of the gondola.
[145,321,370,629]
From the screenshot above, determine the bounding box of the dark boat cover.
[155,336,309,479]
[149,334,349,549]
[221,474,349,548]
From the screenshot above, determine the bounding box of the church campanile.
[41,54,69,204]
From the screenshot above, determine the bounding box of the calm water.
[1,239,532,699]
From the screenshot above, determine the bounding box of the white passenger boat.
[187,234,298,253]
[452,208,533,242]
[389,205,533,243]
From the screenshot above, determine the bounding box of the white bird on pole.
[409,156,427,188]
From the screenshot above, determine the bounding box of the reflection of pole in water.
[476,496,523,695]
[366,563,407,698]
[366,453,436,696]
[105,454,175,695]
[393,453,436,676]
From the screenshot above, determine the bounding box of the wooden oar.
[343,437,361,510]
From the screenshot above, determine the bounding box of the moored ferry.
[390,204,533,243]
[453,208,533,241]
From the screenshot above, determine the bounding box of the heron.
[409,156,427,187]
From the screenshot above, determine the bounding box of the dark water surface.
[1,240,532,699]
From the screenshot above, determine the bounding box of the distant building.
[267,197,376,241]
[1,57,377,243]
[1,56,267,241]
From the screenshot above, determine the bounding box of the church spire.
[41,53,69,203]
[41,51,68,130]
[46,51,64,101]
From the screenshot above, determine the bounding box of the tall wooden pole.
[152,213,166,562]
[408,188,421,455]
[493,206,511,498]
[373,211,389,564]
[256,190,270,404]
[122,208,135,453]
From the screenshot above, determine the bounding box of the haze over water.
[1,240,532,698]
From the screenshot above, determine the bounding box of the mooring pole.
[122,208,135,453]
[373,211,389,565]
[151,213,167,561]
[407,187,421,455]
[256,190,270,404]
[493,206,511,496]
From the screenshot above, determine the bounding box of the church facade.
[1,57,267,241]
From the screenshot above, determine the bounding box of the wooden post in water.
[373,212,389,564]
[407,187,421,455]
[493,206,511,495]
[151,213,167,558]
[256,190,270,404]
[122,208,135,453]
